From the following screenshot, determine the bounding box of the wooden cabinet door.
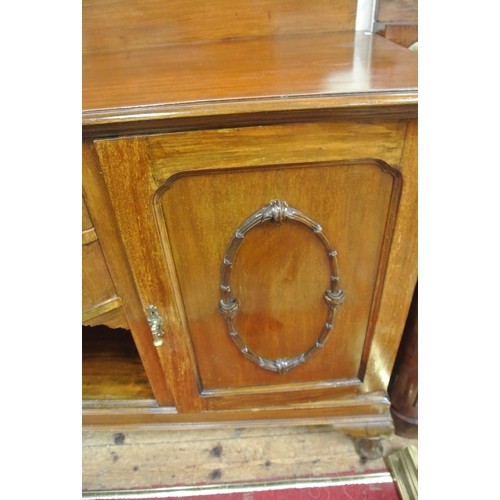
[94,119,417,414]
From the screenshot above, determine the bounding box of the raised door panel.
[95,119,413,413]
[160,162,400,396]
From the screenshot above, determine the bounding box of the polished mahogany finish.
[83,0,357,53]
[83,31,417,126]
[82,1,418,458]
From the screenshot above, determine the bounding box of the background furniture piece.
[82,0,418,459]
[374,0,418,438]
[388,283,418,438]
[375,0,418,49]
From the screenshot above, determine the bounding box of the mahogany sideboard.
[82,0,418,460]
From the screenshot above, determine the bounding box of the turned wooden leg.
[388,283,418,439]
[354,438,384,461]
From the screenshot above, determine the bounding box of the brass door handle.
[146,305,165,347]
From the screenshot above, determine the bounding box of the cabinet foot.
[330,411,393,461]
[354,438,384,462]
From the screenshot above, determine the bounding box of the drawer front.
[82,195,126,329]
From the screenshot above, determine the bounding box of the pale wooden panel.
[82,426,365,492]
[160,161,398,391]
[377,0,418,23]
[83,0,357,53]
[82,196,93,231]
[82,240,118,313]
[82,426,415,491]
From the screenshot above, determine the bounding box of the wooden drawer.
[82,196,128,330]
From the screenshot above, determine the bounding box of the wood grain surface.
[94,115,415,414]
[83,0,357,53]
[82,1,418,439]
[82,297,122,324]
[160,161,398,392]
[94,138,204,413]
[83,392,393,430]
[359,119,417,395]
[149,120,407,182]
[83,32,418,124]
[83,141,175,406]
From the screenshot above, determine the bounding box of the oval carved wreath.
[217,200,345,374]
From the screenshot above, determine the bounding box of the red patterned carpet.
[84,470,401,499]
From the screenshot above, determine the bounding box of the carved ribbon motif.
[217,200,345,374]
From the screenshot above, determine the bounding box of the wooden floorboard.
[82,424,417,492]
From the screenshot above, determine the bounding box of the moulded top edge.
[83,32,418,127]
[82,91,418,130]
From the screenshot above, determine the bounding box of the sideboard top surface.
[82,31,418,127]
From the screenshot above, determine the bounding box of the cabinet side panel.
[83,141,175,406]
[360,119,418,393]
